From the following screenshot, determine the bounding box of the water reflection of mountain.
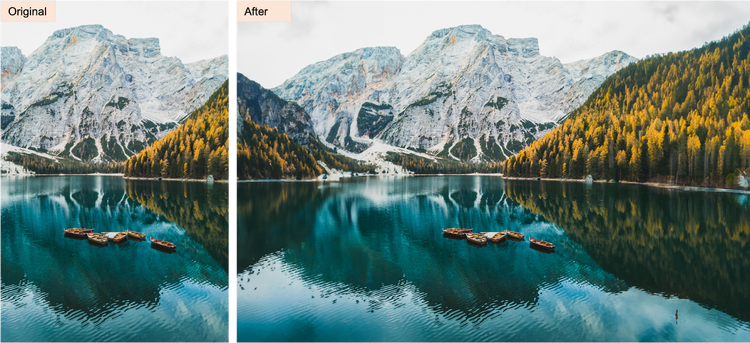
[241,177,627,320]
[1,176,227,321]
[504,180,750,322]
[126,180,228,271]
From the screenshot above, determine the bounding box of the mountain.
[124,81,228,180]
[272,25,637,163]
[1,46,26,149]
[1,47,25,90]
[1,25,228,163]
[237,73,315,144]
[237,74,373,180]
[504,23,750,188]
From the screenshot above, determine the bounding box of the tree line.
[124,81,229,180]
[504,23,750,188]
[3,151,122,174]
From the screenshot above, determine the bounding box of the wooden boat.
[505,230,525,241]
[465,232,487,245]
[64,228,89,237]
[490,231,506,243]
[442,228,472,238]
[113,231,128,243]
[127,230,146,240]
[530,238,555,251]
[481,232,506,243]
[482,231,498,238]
[86,233,108,245]
[151,238,176,250]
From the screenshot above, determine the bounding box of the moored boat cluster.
[63,228,177,251]
[442,228,555,251]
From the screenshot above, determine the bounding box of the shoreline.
[1,173,227,183]
[62,171,741,194]
[1,173,124,177]
[122,176,228,183]
[502,176,750,195]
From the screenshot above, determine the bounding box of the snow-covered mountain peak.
[51,24,107,39]
[273,25,637,163]
[1,25,227,163]
[429,24,489,39]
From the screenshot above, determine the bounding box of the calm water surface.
[1,176,228,342]
[238,176,750,341]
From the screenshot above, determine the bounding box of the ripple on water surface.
[237,177,750,341]
[1,176,228,342]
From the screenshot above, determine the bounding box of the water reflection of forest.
[504,180,750,322]
[237,182,325,270]
[126,180,228,271]
[239,178,628,320]
[1,177,226,319]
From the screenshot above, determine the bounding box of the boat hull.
[151,238,176,250]
[442,228,472,238]
[465,233,487,245]
[530,238,555,251]
[64,229,87,238]
[113,231,128,243]
[86,233,108,245]
[506,231,525,241]
[127,231,146,240]
[491,232,506,243]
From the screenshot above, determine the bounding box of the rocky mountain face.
[0,47,26,127]
[273,25,637,162]
[1,25,227,162]
[237,73,315,145]
[1,47,25,91]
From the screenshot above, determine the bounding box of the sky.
[2,0,228,64]
[239,1,750,89]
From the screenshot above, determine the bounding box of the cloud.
[647,3,681,24]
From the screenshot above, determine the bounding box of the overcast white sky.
[2,1,228,64]
[239,1,750,89]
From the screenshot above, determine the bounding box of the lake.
[238,176,750,341]
[1,176,228,342]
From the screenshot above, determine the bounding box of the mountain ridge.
[1,24,228,163]
[272,24,637,163]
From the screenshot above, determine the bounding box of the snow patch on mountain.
[0,142,62,175]
[1,25,227,163]
[273,25,637,162]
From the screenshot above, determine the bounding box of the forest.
[237,116,373,180]
[124,81,229,180]
[3,151,121,174]
[238,118,321,180]
[385,152,503,174]
[504,23,750,188]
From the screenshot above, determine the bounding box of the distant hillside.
[237,74,372,180]
[237,118,321,180]
[505,23,750,188]
[124,81,228,179]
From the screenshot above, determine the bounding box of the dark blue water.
[238,176,750,341]
[1,176,228,342]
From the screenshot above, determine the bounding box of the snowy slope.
[0,142,60,175]
[273,25,637,162]
[1,25,227,162]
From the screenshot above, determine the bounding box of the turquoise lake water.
[1,176,228,342]
[238,176,750,341]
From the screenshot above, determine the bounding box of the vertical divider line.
[228,0,238,341]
